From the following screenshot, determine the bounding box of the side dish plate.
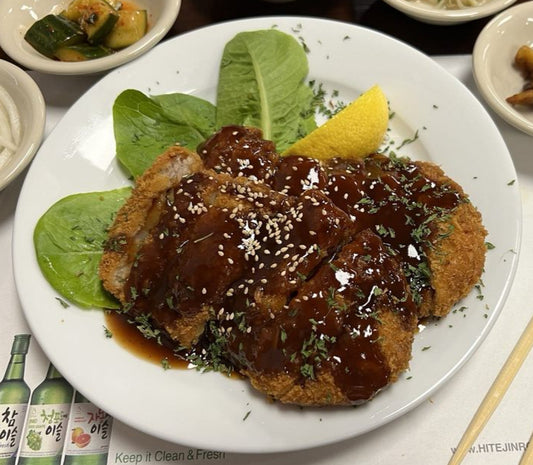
[13,17,521,453]
[473,2,533,136]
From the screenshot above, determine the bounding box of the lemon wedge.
[282,85,389,159]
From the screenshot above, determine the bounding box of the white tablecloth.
[1,55,532,465]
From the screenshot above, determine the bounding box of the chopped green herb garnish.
[55,297,70,308]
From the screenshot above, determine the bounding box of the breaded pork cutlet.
[100,143,419,405]
[100,124,486,406]
[199,126,487,318]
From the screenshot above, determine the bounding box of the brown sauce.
[104,311,186,369]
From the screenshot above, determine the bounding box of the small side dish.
[382,0,516,25]
[506,45,533,106]
[24,0,148,62]
[0,0,181,75]
[472,1,533,136]
[0,60,45,191]
[407,0,490,9]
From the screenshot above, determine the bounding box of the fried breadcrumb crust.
[99,146,207,346]
[245,308,416,406]
[415,161,487,318]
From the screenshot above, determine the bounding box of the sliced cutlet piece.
[100,145,204,302]
[214,187,358,334]
[223,229,417,406]
[322,155,487,317]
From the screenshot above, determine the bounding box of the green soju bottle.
[0,334,31,465]
[18,363,74,465]
[63,392,112,465]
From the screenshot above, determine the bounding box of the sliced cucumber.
[54,43,113,61]
[24,14,86,59]
[62,0,119,44]
[104,9,147,49]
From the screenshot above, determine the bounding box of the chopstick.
[448,313,533,465]
[519,430,533,465]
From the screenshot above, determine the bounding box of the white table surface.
[1,55,532,465]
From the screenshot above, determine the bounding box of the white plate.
[13,17,521,453]
[473,2,533,136]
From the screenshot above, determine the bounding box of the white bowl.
[0,0,181,75]
[473,2,533,136]
[381,0,516,25]
[0,60,45,191]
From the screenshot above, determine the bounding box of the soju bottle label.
[64,403,112,456]
[19,404,70,458]
[0,403,28,458]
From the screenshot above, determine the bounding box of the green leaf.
[113,89,216,178]
[215,29,316,152]
[34,188,131,309]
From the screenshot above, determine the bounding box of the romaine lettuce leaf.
[215,29,316,152]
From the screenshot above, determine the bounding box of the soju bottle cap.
[11,334,31,354]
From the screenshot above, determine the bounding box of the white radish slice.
[0,85,21,146]
[0,103,14,151]
[0,147,12,170]
[0,134,17,152]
